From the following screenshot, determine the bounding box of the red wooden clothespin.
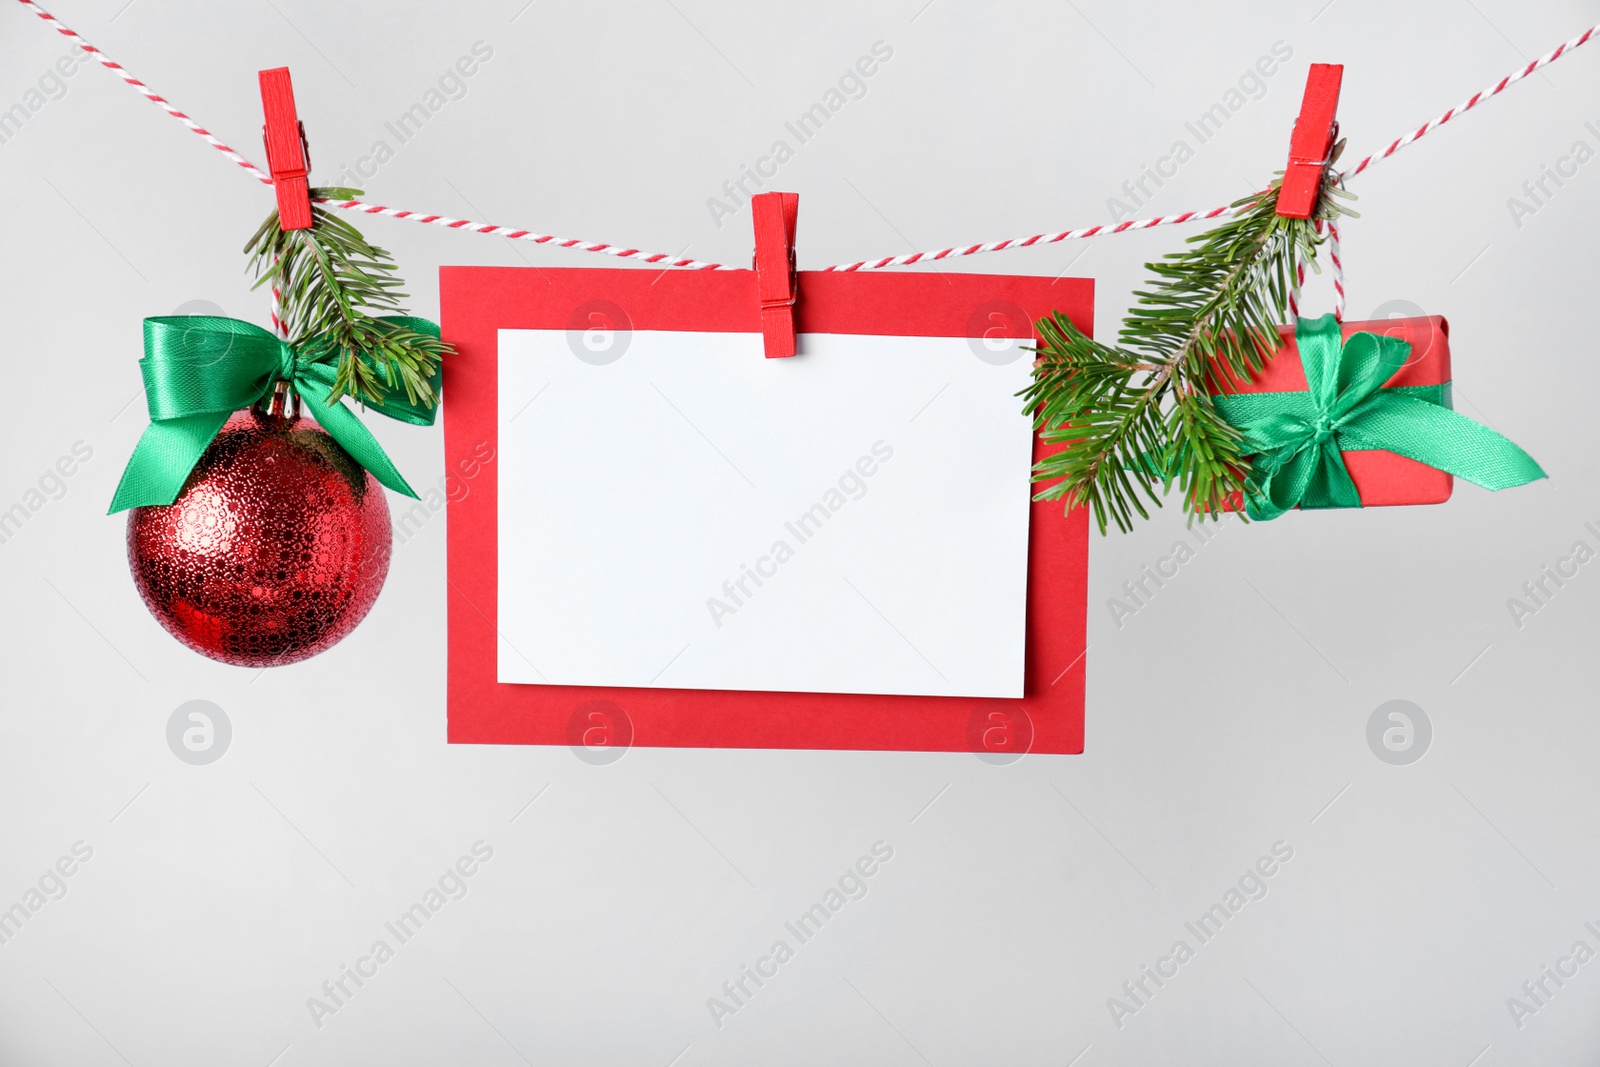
[1277,63,1343,219]
[751,191,799,358]
[258,67,313,231]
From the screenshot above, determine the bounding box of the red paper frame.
[440,266,1092,754]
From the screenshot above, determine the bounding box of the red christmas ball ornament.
[127,395,392,666]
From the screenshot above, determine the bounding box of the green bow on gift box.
[1211,314,1545,521]
[109,315,441,513]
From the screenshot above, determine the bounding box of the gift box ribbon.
[1212,314,1545,521]
[109,315,441,513]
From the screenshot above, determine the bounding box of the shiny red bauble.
[126,405,392,666]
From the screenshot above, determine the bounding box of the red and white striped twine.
[822,204,1241,272]
[14,0,271,186]
[13,0,1599,274]
[271,272,285,338]
[1344,23,1599,177]
[1287,220,1344,322]
[1326,221,1345,321]
[1288,256,1307,320]
[314,196,735,270]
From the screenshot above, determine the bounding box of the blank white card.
[498,329,1035,698]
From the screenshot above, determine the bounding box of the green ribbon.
[1212,314,1545,521]
[109,315,441,513]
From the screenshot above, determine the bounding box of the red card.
[439,266,1091,754]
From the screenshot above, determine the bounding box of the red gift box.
[1217,315,1454,508]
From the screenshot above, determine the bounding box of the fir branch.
[244,186,448,411]
[1026,163,1353,534]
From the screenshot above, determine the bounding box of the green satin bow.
[109,315,441,513]
[1212,314,1545,521]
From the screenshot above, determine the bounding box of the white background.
[2,1,1599,1064]
[497,329,1033,697]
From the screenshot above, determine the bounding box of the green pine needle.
[1025,162,1355,534]
[244,186,448,411]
